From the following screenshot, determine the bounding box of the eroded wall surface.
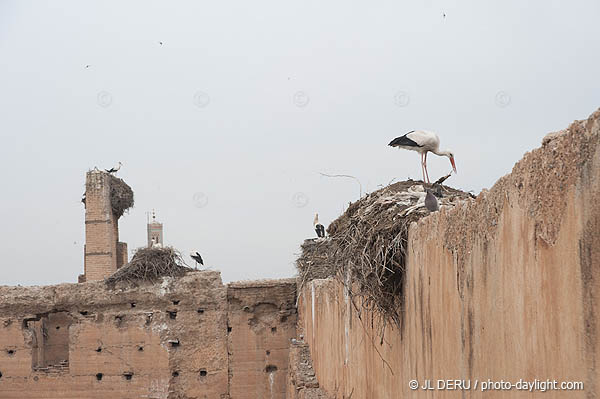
[299,109,600,398]
[227,279,297,399]
[0,273,297,399]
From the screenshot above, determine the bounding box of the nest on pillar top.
[107,175,134,218]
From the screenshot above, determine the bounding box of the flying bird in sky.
[388,130,456,184]
[190,252,204,269]
[314,214,326,238]
[105,161,122,174]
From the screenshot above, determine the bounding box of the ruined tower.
[147,210,163,247]
[80,169,133,282]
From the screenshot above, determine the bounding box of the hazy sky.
[1,0,599,286]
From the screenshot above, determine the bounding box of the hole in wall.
[123,372,133,380]
[0,371,3,379]
[199,369,207,377]
[168,311,177,320]
[227,326,232,333]
[130,303,136,308]
[172,371,179,377]
[96,373,103,381]
[137,346,144,352]
[55,326,60,330]
[95,347,102,353]
[271,327,277,333]
[197,308,205,314]
[79,311,88,316]
[266,350,270,356]
[265,365,277,373]
[7,349,15,356]
[172,300,180,305]
[168,340,180,348]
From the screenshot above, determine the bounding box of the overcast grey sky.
[1,0,599,286]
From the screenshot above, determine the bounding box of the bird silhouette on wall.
[190,252,204,269]
[105,162,123,174]
[314,214,326,238]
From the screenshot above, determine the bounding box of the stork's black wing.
[388,131,420,147]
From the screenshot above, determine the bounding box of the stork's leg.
[420,153,426,183]
[424,152,430,184]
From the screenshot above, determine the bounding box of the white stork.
[190,252,204,269]
[314,214,325,238]
[388,131,456,184]
[105,162,123,174]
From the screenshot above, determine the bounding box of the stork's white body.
[388,130,456,184]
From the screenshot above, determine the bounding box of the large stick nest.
[105,247,192,287]
[296,180,472,334]
[108,175,134,218]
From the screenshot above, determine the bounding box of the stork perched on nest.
[314,214,326,238]
[105,161,123,174]
[190,252,204,269]
[388,131,456,184]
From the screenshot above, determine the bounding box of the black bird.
[105,161,122,174]
[314,214,326,238]
[190,252,204,269]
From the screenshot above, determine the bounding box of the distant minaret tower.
[147,210,164,247]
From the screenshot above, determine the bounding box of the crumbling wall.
[83,170,133,282]
[0,273,298,399]
[227,279,297,399]
[0,272,229,399]
[298,108,600,398]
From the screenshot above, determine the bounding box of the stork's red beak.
[450,156,457,173]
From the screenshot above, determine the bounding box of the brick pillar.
[116,242,128,269]
[82,170,123,281]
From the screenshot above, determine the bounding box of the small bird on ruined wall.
[425,189,439,212]
[190,252,204,269]
[314,214,326,238]
[105,161,123,174]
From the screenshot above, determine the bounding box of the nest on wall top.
[105,247,193,287]
[296,180,472,334]
[108,175,134,218]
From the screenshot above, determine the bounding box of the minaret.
[147,210,164,247]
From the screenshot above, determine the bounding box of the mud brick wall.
[0,273,298,399]
[298,109,600,398]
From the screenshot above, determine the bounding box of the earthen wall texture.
[0,273,297,399]
[84,171,120,282]
[299,108,600,398]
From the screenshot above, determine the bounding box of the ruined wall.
[228,279,297,399]
[83,170,124,282]
[0,273,297,399]
[299,109,600,398]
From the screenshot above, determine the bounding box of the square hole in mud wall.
[199,369,207,377]
[271,327,277,333]
[28,312,72,370]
